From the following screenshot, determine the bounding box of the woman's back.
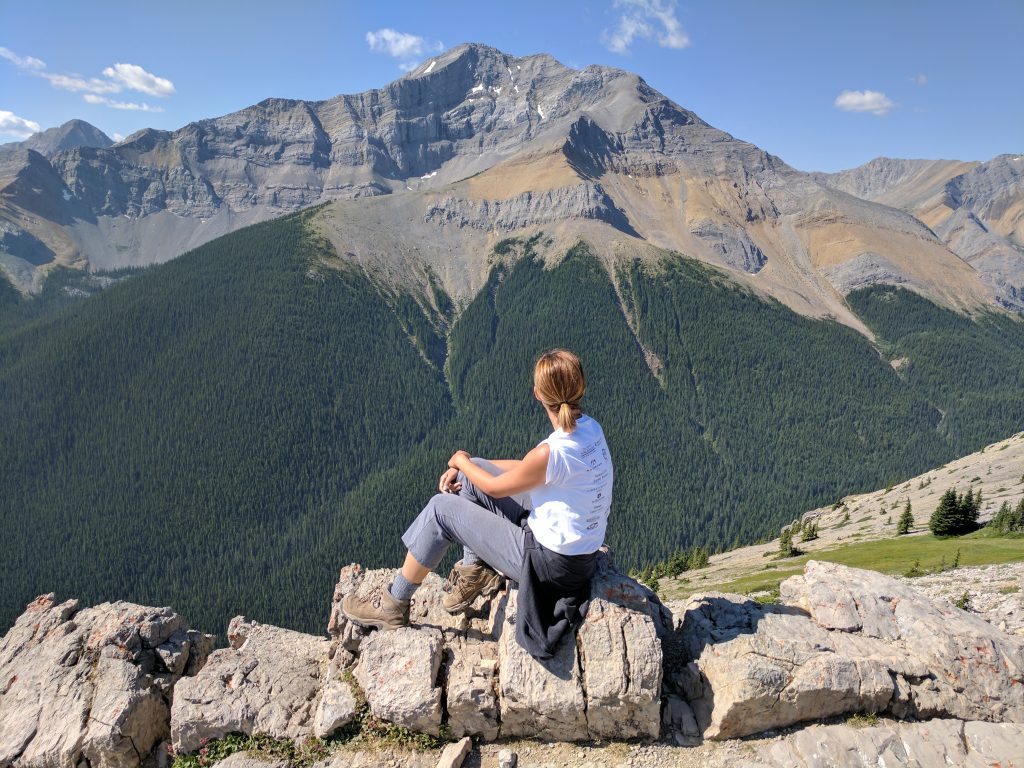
[527,414,613,556]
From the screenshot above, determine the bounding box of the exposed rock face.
[443,635,501,740]
[675,560,1024,740]
[353,628,444,737]
[578,555,665,739]
[169,616,340,752]
[323,552,664,742]
[495,590,589,740]
[820,154,1024,310]
[755,718,1024,768]
[0,593,212,768]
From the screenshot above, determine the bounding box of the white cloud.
[397,61,420,73]
[602,0,690,54]
[366,29,427,58]
[0,110,41,139]
[0,46,175,103]
[913,73,928,86]
[40,72,122,94]
[112,132,124,142]
[834,89,896,116]
[0,46,45,70]
[102,63,175,97]
[83,94,164,112]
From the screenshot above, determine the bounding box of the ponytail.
[557,401,578,432]
[534,349,586,433]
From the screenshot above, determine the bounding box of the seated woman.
[342,348,614,658]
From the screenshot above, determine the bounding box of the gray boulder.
[170,616,338,752]
[495,591,589,741]
[676,560,1024,740]
[578,554,664,738]
[758,718,1024,767]
[443,635,500,740]
[0,593,212,768]
[353,627,444,736]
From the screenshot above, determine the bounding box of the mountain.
[817,155,1024,310]
[3,44,1024,639]
[0,119,113,156]
[0,43,999,336]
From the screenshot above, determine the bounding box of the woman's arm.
[449,446,548,498]
[485,459,522,471]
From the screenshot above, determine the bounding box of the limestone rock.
[496,591,588,741]
[443,635,500,740]
[497,750,518,768]
[0,593,211,768]
[314,649,359,738]
[215,753,290,768]
[170,617,334,752]
[353,627,443,736]
[434,737,472,768]
[578,554,663,738]
[679,561,1024,740]
[783,560,1024,723]
[328,565,468,653]
[760,718,1024,767]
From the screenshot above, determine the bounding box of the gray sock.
[389,573,419,603]
[462,548,480,566]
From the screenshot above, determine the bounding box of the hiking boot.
[442,561,505,613]
[341,585,409,630]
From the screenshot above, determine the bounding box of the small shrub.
[904,559,924,578]
[846,712,880,728]
[953,591,972,611]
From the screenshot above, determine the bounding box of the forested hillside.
[3,212,1024,638]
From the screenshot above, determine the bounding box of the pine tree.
[896,501,913,535]
[929,487,977,536]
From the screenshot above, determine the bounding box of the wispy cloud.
[365,28,443,71]
[834,89,896,116]
[602,0,690,54]
[911,73,928,86]
[0,46,175,109]
[0,46,45,71]
[0,109,41,139]
[83,94,164,112]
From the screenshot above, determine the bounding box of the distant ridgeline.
[3,209,1024,637]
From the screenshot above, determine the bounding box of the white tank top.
[527,414,613,555]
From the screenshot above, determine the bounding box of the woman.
[342,348,614,658]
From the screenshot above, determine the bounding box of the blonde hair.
[534,349,586,433]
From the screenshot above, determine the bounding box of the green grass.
[665,530,1024,599]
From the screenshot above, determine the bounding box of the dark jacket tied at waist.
[514,521,597,660]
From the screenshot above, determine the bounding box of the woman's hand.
[447,450,471,470]
[438,467,462,494]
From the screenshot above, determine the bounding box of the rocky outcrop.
[0,593,212,768]
[7,557,1024,765]
[673,560,1024,740]
[354,628,444,737]
[754,718,1024,767]
[169,616,347,752]
[325,552,665,742]
[423,183,639,236]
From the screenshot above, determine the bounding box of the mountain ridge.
[0,42,1007,334]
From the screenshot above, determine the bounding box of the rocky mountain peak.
[0,119,113,157]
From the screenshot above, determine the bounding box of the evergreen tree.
[929,487,977,536]
[896,501,913,535]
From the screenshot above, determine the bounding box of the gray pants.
[401,458,531,579]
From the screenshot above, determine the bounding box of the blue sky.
[1,0,1020,172]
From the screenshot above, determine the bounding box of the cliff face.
[819,154,1024,310]
[3,557,1023,767]
[0,43,1006,334]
